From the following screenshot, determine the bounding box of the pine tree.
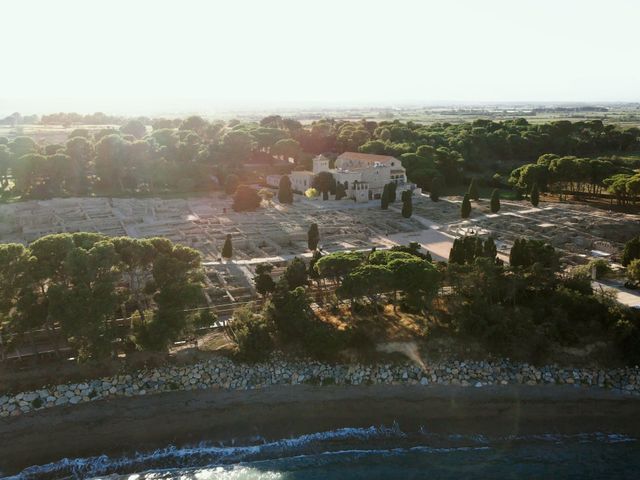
[278,175,293,204]
[381,185,390,210]
[401,190,412,218]
[530,183,540,207]
[430,176,444,202]
[461,194,472,218]
[468,179,479,201]
[307,223,320,251]
[490,189,501,213]
[222,234,233,259]
[622,236,640,266]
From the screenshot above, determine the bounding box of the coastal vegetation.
[0,233,206,361]
[227,240,640,365]
[3,233,640,366]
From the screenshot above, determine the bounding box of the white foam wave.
[6,427,636,480]
[6,424,405,480]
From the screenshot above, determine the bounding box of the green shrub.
[227,305,274,361]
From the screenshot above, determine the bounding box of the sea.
[4,424,640,480]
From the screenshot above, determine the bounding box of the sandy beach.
[1,384,640,475]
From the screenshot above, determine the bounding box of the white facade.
[313,155,331,174]
[334,152,407,200]
[290,170,314,193]
[266,175,281,188]
[268,153,410,203]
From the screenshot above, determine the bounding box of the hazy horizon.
[2,0,639,117]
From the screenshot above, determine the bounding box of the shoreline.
[1,384,640,475]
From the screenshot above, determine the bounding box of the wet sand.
[1,384,639,475]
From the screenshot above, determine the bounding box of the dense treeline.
[0,233,206,361]
[0,115,638,203]
[231,240,640,364]
[509,153,640,203]
[230,243,440,360]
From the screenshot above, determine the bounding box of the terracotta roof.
[337,152,397,164]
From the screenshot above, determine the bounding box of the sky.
[1,0,639,115]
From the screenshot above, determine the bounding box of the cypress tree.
[381,185,389,210]
[490,189,501,213]
[530,183,540,207]
[307,223,320,251]
[388,182,397,203]
[483,237,497,261]
[222,234,233,259]
[308,249,322,280]
[254,263,276,297]
[449,238,465,264]
[461,194,472,218]
[430,176,444,202]
[278,175,294,204]
[401,190,413,218]
[468,179,479,201]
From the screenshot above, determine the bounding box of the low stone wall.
[1,357,639,417]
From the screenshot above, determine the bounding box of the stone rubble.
[1,357,638,417]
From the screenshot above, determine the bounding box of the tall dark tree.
[222,234,233,259]
[483,237,497,261]
[254,263,276,297]
[530,182,540,207]
[278,175,294,204]
[449,238,465,265]
[308,250,322,283]
[335,181,346,200]
[284,257,308,290]
[430,176,444,202]
[468,179,479,200]
[461,194,472,218]
[490,189,501,213]
[401,190,413,218]
[312,171,336,201]
[307,223,320,251]
[381,184,390,210]
[387,182,397,203]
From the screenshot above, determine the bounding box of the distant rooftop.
[337,152,397,164]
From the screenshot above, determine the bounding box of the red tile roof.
[337,152,397,164]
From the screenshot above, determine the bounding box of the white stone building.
[267,152,411,203]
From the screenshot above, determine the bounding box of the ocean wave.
[4,426,636,480]
[4,424,405,480]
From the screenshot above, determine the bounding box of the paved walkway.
[593,280,640,308]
